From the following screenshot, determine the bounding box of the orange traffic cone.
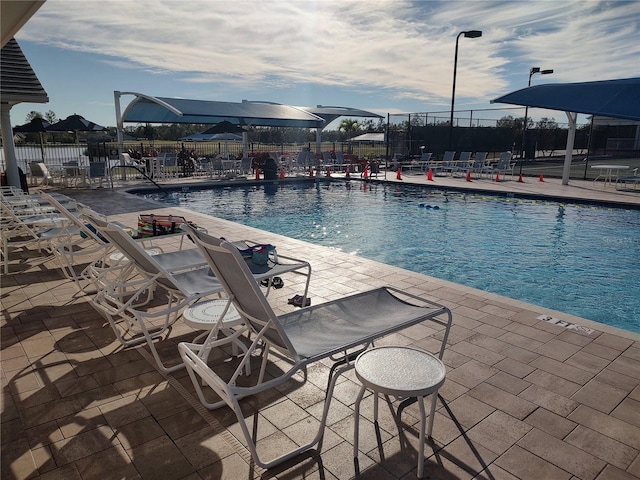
[495,173,500,182]
[309,167,314,177]
[326,167,331,177]
[363,168,369,179]
[279,168,285,180]
[466,171,472,182]
[255,168,260,180]
[427,168,433,181]
[517,173,524,183]
[539,174,544,182]
[396,168,402,180]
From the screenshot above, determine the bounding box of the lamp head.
[463,30,483,38]
[541,69,554,75]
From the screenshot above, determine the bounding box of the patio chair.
[487,152,515,179]
[470,152,489,178]
[1,199,77,274]
[178,228,453,469]
[81,209,311,373]
[615,168,640,190]
[456,151,473,176]
[439,151,457,176]
[28,161,53,186]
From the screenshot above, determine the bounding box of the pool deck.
[2,172,639,480]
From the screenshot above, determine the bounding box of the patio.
[2,176,639,480]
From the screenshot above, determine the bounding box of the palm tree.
[339,118,360,138]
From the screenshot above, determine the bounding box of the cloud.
[17,0,639,111]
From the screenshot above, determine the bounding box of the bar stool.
[353,346,446,478]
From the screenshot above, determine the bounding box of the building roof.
[0,37,49,106]
[492,77,640,121]
[1,1,45,48]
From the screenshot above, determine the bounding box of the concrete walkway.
[1,173,639,480]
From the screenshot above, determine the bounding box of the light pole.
[449,30,482,150]
[519,67,553,173]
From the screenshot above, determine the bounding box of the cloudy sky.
[11,0,640,128]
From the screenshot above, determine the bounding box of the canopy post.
[1,104,21,189]
[562,111,577,185]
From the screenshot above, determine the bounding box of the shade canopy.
[13,117,51,133]
[48,114,106,132]
[492,77,640,186]
[179,132,243,142]
[119,93,324,128]
[491,77,640,121]
[301,105,383,127]
[348,132,386,142]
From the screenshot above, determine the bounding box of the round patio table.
[591,164,629,186]
[353,346,446,478]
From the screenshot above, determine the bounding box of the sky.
[10,0,640,130]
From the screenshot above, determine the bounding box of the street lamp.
[448,30,482,150]
[520,67,553,173]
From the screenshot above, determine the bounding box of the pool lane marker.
[537,314,595,335]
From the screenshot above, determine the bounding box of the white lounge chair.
[81,208,311,373]
[179,228,453,469]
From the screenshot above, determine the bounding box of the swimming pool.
[144,181,640,333]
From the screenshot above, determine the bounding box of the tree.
[25,111,43,122]
[25,110,57,124]
[338,118,360,136]
[496,115,525,130]
[44,110,57,124]
[535,117,558,129]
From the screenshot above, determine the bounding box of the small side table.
[353,346,446,479]
[183,299,249,374]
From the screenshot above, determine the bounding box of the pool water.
[145,181,640,333]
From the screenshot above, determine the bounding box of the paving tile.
[125,435,195,480]
[581,341,626,361]
[446,360,498,389]
[536,339,583,362]
[565,425,638,470]
[450,340,506,366]
[442,393,495,430]
[595,368,640,394]
[466,410,532,455]
[51,425,118,466]
[486,371,531,395]
[568,405,640,450]
[519,384,579,417]
[566,349,613,374]
[523,407,577,439]
[517,428,606,479]
[524,368,583,398]
[493,357,536,379]
[468,382,537,420]
[571,379,628,414]
[593,333,635,352]
[595,464,640,480]
[608,356,640,380]
[611,398,640,428]
[72,444,139,480]
[529,356,595,385]
[495,444,572,480]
